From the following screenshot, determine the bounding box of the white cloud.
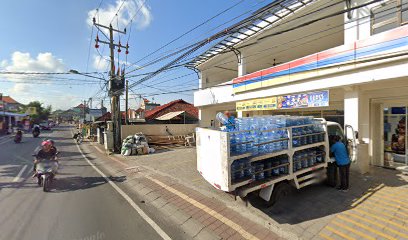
[93,54,110,71]
[3,51,65,73]
[1,51,80,110]
[88,0,152,33]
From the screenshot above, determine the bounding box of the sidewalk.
[84,142,285,240]
[86,142,408,240]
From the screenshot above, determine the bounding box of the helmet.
[41,140,52,147]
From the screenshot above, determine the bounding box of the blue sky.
[0,0,269,110]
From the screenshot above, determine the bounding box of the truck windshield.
[327,125,345,144]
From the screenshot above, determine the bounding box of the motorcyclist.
[14,129,23,143]
[32,124,40,137]
[33,140,58,175]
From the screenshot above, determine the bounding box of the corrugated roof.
[186,0,316,68]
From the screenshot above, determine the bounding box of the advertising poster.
[308,91,329,107]
[277,94,308,109]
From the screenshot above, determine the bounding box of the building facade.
[192,0,408,169]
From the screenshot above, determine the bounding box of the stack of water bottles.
[231,155,289,184]
[292,147,326,172]
[229,116,290,156]
[291,125,325,148]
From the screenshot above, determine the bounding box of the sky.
[0,0,270,111]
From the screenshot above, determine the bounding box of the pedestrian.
[223,111,235,131]
[330,135,351,192]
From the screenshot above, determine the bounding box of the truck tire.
[267,182,292,207]
[326,162,337,187]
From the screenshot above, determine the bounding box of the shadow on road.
[49,175,127,193]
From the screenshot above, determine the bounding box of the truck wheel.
[266,182,292,207]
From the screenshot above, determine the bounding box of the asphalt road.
[0,126,170,240]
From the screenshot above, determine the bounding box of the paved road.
[0,126,171,240]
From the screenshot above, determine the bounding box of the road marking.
[358,205,408,223]
[146,176,261,240]
[74,142,171,240]
[331,220,375,240]
[381,188,408,198]
[337,215,396,240]
[366,198,408,213]
[353,208,408,231]
[350,184,384,207]
[13,165,27,182]
[343,212,408,239]
[372,192,408,207]
[0,138,13,145]
[319,233,334,240]
[324,226,355,240]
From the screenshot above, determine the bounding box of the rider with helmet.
[33,140,58,174]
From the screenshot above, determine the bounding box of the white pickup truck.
[196,118,356,206]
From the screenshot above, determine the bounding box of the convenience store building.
[190,0,408,169]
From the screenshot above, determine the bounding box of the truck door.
[344,125,357,162]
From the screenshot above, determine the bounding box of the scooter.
[73,132,83,144]
[14,130,22,143]
[36,159,58,192]
[32,129,40,138]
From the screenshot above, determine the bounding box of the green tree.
[22,101,52,123]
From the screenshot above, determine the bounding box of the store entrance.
[383,106,408,167]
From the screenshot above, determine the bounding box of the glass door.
[383,106,408,167]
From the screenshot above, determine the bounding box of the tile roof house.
[1,96,23,112]
[144,99,198,124]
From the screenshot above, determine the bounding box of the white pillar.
[238,52,246,77]
[344,88,370,173]
[237,111,243,118]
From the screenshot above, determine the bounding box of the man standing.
[330,135,351,192]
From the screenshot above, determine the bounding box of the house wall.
[121,124,198,140]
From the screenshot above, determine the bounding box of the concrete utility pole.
[93,18,127,152]
[125,80,128,125]
[83,99,86,122]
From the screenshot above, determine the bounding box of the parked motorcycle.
[14,130,22,143]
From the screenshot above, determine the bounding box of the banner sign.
[26,107,37,115]
[236,97,277,111]
[236,90,329,111]
[308,90,330,107]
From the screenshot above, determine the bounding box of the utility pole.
[83,99,86,122]
[93,18,128,152]
[125,80,128,125]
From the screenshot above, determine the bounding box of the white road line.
[74,140,172,240]
[13,165,28,182]
[0,138,13,145]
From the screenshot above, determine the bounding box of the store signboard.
[236,90,329,111]
[236,97,277,111]
[26,107,37,115]
[308,91,329,107]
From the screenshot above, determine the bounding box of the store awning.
[155,111,185,121]
[0,112,28,117]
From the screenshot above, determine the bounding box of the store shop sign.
[236,97,277,111]
[236,90,329,111]
[278,91,329,109]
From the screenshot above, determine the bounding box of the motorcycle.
[36,159,58,192]
[73,132,83,144]
[14,130,22,143]
[32,128,40,138]
[34,151,59,192]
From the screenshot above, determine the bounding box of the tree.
[22,101,52,123]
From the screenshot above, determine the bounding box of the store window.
[371,0,408,35]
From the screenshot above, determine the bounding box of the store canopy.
[155,111,185,121]
[0,111,28,117]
